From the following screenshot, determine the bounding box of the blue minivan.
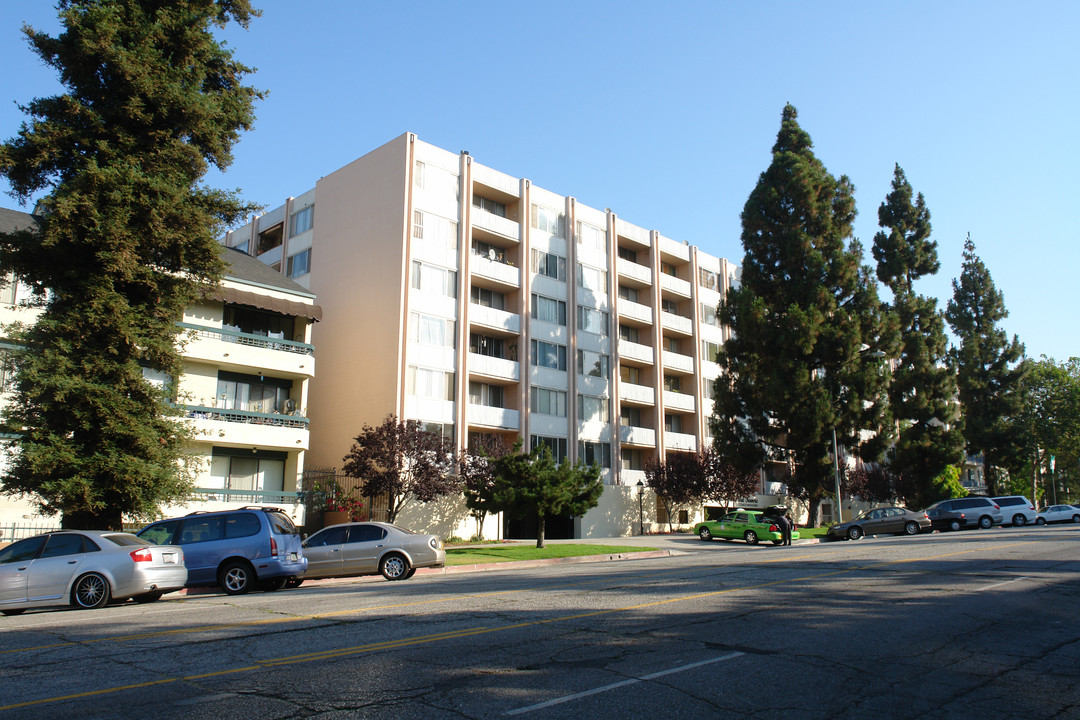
[137,506,307,594]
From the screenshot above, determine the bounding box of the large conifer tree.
[712,104,892,525]
[945,236,1026,494]
[872,165,964,507]
[0,0,263,528]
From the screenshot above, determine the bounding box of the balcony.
[185,406,309,451]
[659,272,692,298]
[616,257,652,285]
[619,339,654,365]
[467,353,520,382]
[620,468,647,487]
[660,311,693,335]
[467,404,521,431]
[472,209,521,242]
[469,304,521,334]
[471,253,521,289]
[619,382,655,406]
[662,390,696,413]
[662,350,694,374]
[617,299,653,325]
[178,323,315,379]
[619,424,656,447]
[664,431,697,451]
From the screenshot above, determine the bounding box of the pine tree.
[712,104,892,526]
[0,1,264,528]
[945,235,1027,494]
[872,165,965,507]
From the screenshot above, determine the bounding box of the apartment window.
[256,224,283,255]
[661,261,678,277]
[621,448,643,471]
[223,305,294,341]
[233,239,249,254]
[530,205,565,237]
[577,306,609,336]
[703,377,717,400]
[473,195,506,217]
[470,285,505,310]
[411,260,457,298]
[665,414,683,433]
[579,441,611,468]
[664,336,680,353]
[287,249,311,278]
[576,221,607,255]
[531,435,568,462]
[619,324,639,343]
[2,271,19,304]
[530,387,567,417]
[620,364,641,384]
[702,340,722,363]
[577,263,608,293]
[577,349,610,379]
[618,285,638,303]
[661,298,679,315]
[531,340,567,371]
[470,333,504,358]
[699,268,719,291]
[578,394,609,423]
[700,302,720,327]
[531,249,566,281]
[420,421,455,443]
[412,210,458,248]
[211,448,286,493]
[407,366,455,401]
[414,161,425,188]
[531,294,567,326]
[620,406,641,427]
[0,349,15,392]
[664,375,682,393]
[289,205,314,237]
[411,313,456,348]
[468,381,504,408]
[216,371,293,414]
[618,247,637,263]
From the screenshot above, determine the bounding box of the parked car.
[1036,505,1080,525]
[923,497,1003,529]
[827,507,931,540]
[694,509,799,545]
[991,495,1038,526]
[0,531,186,615]
[300,522,445,582]
[924,506,970,532]
[136,506,306,595]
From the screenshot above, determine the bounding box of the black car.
[924,506,970,532]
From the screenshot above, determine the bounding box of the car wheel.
[260,577,288,592]
[772,540,783,545]
[948,520,962,531]
[72,572,111,609]
[219,561,255,595]
[1072,515,1080,523]
[132,591,163,604]
[1036,517,1046,525]
[698,527,712,541]
[380,553,410,580]
[978,515,993,529]
[904,522,919,536]
[744,530,759,545]
[2,609,26,616]
[1012,514,1027,527]
[848,526,863,541]
[403,568,417,580]
[285,577,304,589]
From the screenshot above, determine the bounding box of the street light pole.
[832,428,842,524]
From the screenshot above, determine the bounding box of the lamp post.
[637,480,645,535]
[832,428,842,524]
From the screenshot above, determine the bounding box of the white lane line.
[505,652,745,715]
[971,577,1028,592]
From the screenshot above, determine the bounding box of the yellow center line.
[0,538,1036,712]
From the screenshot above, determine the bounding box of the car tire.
[903,522,919,536]
[772,540,783,545]
[744,530,759,545]
[1072,515,1080,524]
[698,527,712,541]
[380,553,410,580]
[978,515,993,529]
[132,591,163,604]
[219,561,255,595]
[403,568,417,580]
[260,577,288,592]
[1036,517,1046,525]
[848,526,863,541]
[949,519,962,531]
[2,609,26,616]
[285,577,304,589]
[1012,514,1027,527]
[72,572,111,609]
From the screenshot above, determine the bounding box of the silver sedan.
[0,531,187,615]
[300,522,445,582]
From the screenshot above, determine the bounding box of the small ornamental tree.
[644,452,706,532]
[342,415,460,524]
[460,434,513,540]
[701,449,760,514]
[489,443,603,549]
[842,466,897,506]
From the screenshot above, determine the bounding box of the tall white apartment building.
[223,133,747,538]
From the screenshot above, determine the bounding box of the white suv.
[991,496,1038,527]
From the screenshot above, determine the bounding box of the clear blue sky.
[2,1,1077,361]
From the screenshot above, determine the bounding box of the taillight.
[769,524,779,532]
[130,547,153,563]
[270,536,278,556]
[993,503,1001,509]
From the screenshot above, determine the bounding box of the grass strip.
[445,544,653,566]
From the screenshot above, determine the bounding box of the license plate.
[162,552,177,564]
[289,552,298,562]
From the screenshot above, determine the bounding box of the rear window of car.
[994,497,1022,507]
[266,511,298,535]
[102,533,149,547]
[224,512,261,539]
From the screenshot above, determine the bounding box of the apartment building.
[0,207,320,531]
[222,133,762,539]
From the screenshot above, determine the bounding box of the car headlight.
[430,538,442,550]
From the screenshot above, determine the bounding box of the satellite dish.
[488,248,496,261]
[283,398,297,414]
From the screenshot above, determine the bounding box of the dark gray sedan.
[827,507,931,540]
[298,522,445,583]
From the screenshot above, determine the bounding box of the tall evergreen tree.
[712,104,892,526]
[945,235,1027,494]
[0,1,264,528]
[872,165,964,507]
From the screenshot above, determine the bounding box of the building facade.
[223,133,779,539]
[0,207,320,534]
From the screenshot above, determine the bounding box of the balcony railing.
[177,322,314,356]
[189,487,302,504]
[184,405,310,429]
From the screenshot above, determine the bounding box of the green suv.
[694,509,798,545]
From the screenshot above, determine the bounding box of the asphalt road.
[1,524,1078,719]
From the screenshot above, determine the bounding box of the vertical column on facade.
[396,133,419,420]
[648,230,666,463]
[455,151,473,456]
[565,196,579,463]
[519,178,532,446]
[606,210,622,484]
[688,247,706,448]
[279,197,294,278]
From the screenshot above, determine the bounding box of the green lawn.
[445,544,652,566]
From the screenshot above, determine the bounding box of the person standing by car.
[780,509,794,546]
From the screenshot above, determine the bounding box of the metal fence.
[0,523,61,544]
[301,466,390,523]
